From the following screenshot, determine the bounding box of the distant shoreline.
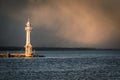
[0,47,120,51]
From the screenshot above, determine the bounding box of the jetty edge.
[0,53,45,57]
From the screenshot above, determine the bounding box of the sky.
[0,0,120,48]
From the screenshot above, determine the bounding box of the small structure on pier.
[24,18,33,57]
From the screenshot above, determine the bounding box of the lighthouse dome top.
[26,18,31,27]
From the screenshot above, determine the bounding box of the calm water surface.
[0,50,120,80]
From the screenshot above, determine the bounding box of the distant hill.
[0,47,120,51]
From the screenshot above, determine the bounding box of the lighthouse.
[25,18,33,57]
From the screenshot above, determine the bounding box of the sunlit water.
[0,50,120,80]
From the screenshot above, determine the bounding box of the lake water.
[0,50,120,80]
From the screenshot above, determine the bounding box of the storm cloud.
[0,0,120,48]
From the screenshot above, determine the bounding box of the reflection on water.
[0,50,120,80]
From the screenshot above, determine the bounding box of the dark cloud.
[0,0,120,48]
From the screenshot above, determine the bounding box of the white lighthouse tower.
[25,18,33,57]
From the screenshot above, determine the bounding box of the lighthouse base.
[25,53,33,57]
